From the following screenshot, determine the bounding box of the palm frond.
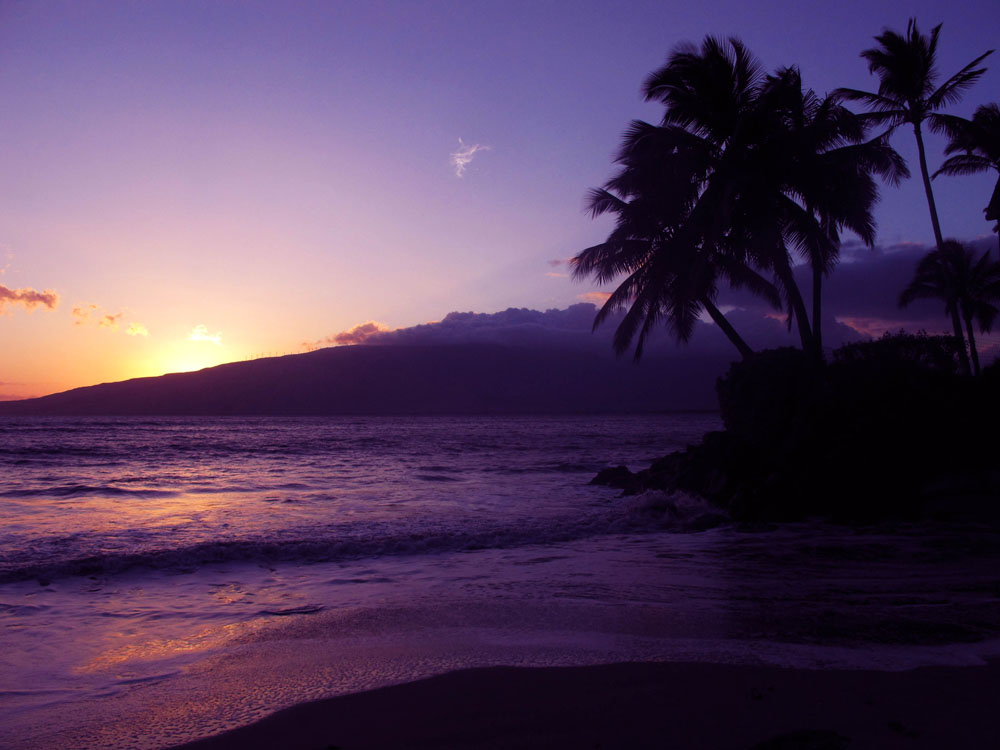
[926,50,993,110]
[933,154,994,178]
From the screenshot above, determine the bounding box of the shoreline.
[173,659,1000,749]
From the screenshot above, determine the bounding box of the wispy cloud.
[578,291,611,305]
[98,312,124,330]
[72,304,99,325]
[450,138,491,178]
[546,259,575,278]
[0,285,59,313]
[188,324,222,346]
[73,303,147,336]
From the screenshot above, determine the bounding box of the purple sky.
[0,0,997,398]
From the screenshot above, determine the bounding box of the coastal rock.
[589,339,1000,523]
[589,465,637,491]
[751,729,850,749]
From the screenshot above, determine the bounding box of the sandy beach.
[5,417,998,749]
[174,660,1000,749]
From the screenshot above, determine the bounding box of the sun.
[153,342,230,376]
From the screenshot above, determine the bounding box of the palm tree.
[934,103,1000,254]
[574,37,904,361]
[746,69,906,352]
[573,171,781,360]
[835,20,992,251]
[899,240,1000,375]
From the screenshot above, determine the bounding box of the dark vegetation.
[594,333,1000,522]
[584,21,1000,522]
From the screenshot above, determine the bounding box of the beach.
[3,415,999,748]
[176,660,1000,749]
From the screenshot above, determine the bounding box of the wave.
[0,490,727,584]
[414,474,462,482]
[0,484,180,499]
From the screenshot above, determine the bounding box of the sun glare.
[154,343,229,376]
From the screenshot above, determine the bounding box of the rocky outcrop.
[591,338,1000,523]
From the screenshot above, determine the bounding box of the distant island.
[0,343,729,416]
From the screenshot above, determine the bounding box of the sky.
[0,0,998,399]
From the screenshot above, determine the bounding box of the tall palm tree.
[574,37,904,361]
[899,240,1000,375]
[934,103,1000,254]
[746,69,906,352]
[835,20,992,251]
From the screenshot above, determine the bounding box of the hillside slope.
[0,344,726,415]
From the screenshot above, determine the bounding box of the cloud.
[298,301,871,364]
[302,321,391,351]
[73,303,147,336]
[98,312,124,330]
[578,291,611,305]
[707,238,998,332]
[545,272,568,278]
[297,236,997,362]
[450,138,491,177]
[72,304,99,324]
[323,305,611,350]
[0,285,59,313]
[334,321,388,345]
[189,324,222,346]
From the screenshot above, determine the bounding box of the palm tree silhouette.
[743,68,906,353]
[835,20,992,251]
[899,240,1000,375]
[574,37,904,361]
[934,103,1000,254]
[573,174,780,360]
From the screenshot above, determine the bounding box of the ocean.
[1,415,998,749]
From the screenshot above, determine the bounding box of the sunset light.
[0,0,997,400]
[2,2,999,749]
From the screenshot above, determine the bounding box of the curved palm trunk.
[915,122,971,375]
[812,264,823,358]
[701,298,753,360]
[963,314,981,376]
[913,122,946,251]
[775,260,815,355]
[950,308,972,375]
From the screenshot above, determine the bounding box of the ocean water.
[1,415,999,749]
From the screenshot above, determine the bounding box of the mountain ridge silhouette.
[0,343,727,416]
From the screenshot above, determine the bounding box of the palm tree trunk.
[950,308,972,375]
[812,264,823,358]
[913,122,946,250]
[701,298,753,360]
[775,261,815,354]
[963,314,981,376]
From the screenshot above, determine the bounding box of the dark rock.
[589,465,637,490]
[588,335,1000,524]
[751,729,850,749]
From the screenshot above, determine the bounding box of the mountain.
[0,343,727,416]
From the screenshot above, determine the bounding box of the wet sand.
[173,659,1000,749]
